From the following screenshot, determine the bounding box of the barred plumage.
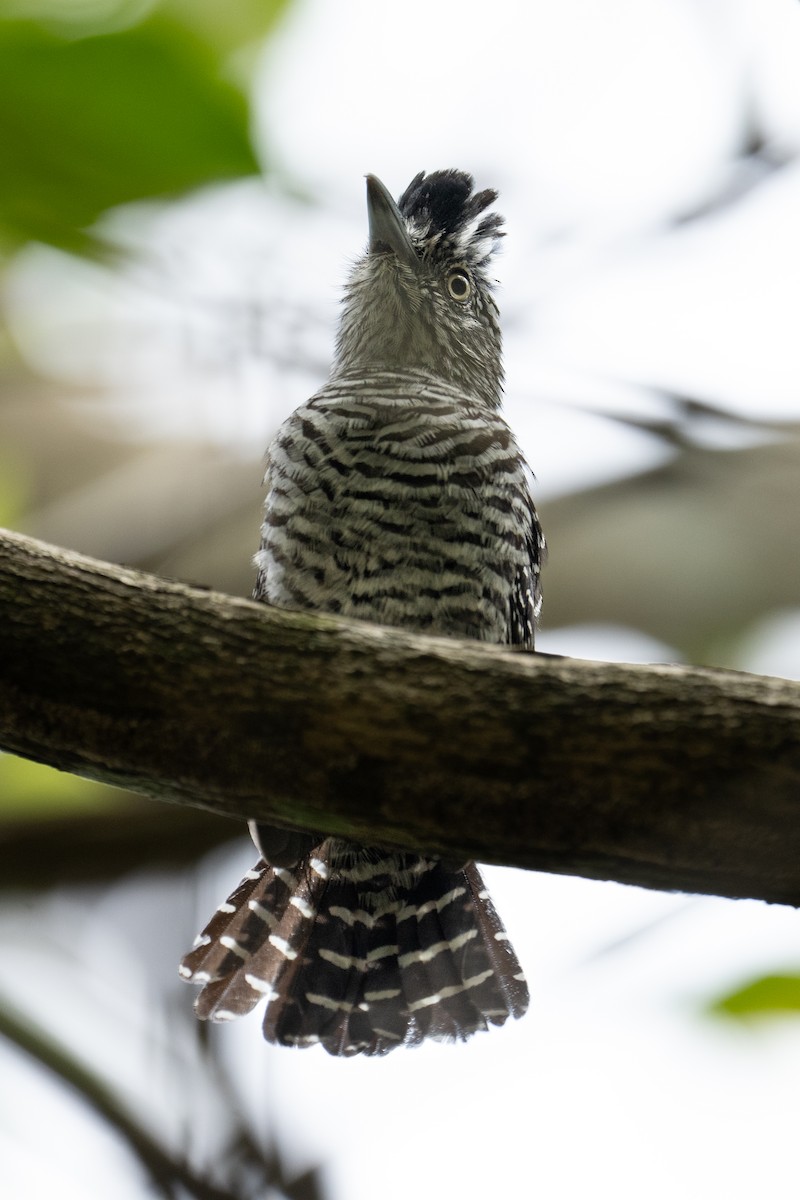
[180,845,529,1055]
[180,170,544,1055]
[257,370,540,641]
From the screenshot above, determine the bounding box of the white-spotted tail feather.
[180,839,528,1056]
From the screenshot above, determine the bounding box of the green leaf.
[0,15,262,253]
[163,0,294,59]
[708,974,800,1021]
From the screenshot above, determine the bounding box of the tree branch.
[1,527,799,905]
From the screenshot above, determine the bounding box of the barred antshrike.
[179,170,545,1055]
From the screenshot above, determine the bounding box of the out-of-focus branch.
[0,803,240,889]
[1,527,800,904]
[0,997,243,1200]
[0,995,324,1200]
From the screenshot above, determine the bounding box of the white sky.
[3,1,800,1197]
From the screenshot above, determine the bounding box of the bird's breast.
[255,373,535,641]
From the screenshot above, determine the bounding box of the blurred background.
[2,0,800,1196]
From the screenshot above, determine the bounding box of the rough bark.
[1,527,799,904]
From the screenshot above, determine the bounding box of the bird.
[179,169,545,1056]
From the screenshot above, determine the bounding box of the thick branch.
[1,527,799,904]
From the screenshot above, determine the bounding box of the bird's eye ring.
[446,269,471,301]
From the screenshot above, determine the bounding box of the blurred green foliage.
[0,752,120,817]
[0,0,293,254]
[0,451,32,527]
[708,973,800,1021]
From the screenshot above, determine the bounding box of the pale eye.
[446,269,471,301]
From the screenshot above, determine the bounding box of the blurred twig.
[0,996,259,1200]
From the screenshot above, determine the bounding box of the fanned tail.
[178,857,326,1021]
[180,839,528,1055]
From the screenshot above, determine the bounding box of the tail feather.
[180,861,322,1021]
[268,868,411,1055]
[394,862,464,1042]
[179,864,274,994]
[180,839,528,1055]
[462,862,530,1020]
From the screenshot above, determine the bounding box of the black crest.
[397,169,505,267]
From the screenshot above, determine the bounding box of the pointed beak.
[366,174,419,271]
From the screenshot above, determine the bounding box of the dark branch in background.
[0,996,234,1200]
[1,528,800,905]
[0,803,241,889]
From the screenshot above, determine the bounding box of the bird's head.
[334,170,506,409]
